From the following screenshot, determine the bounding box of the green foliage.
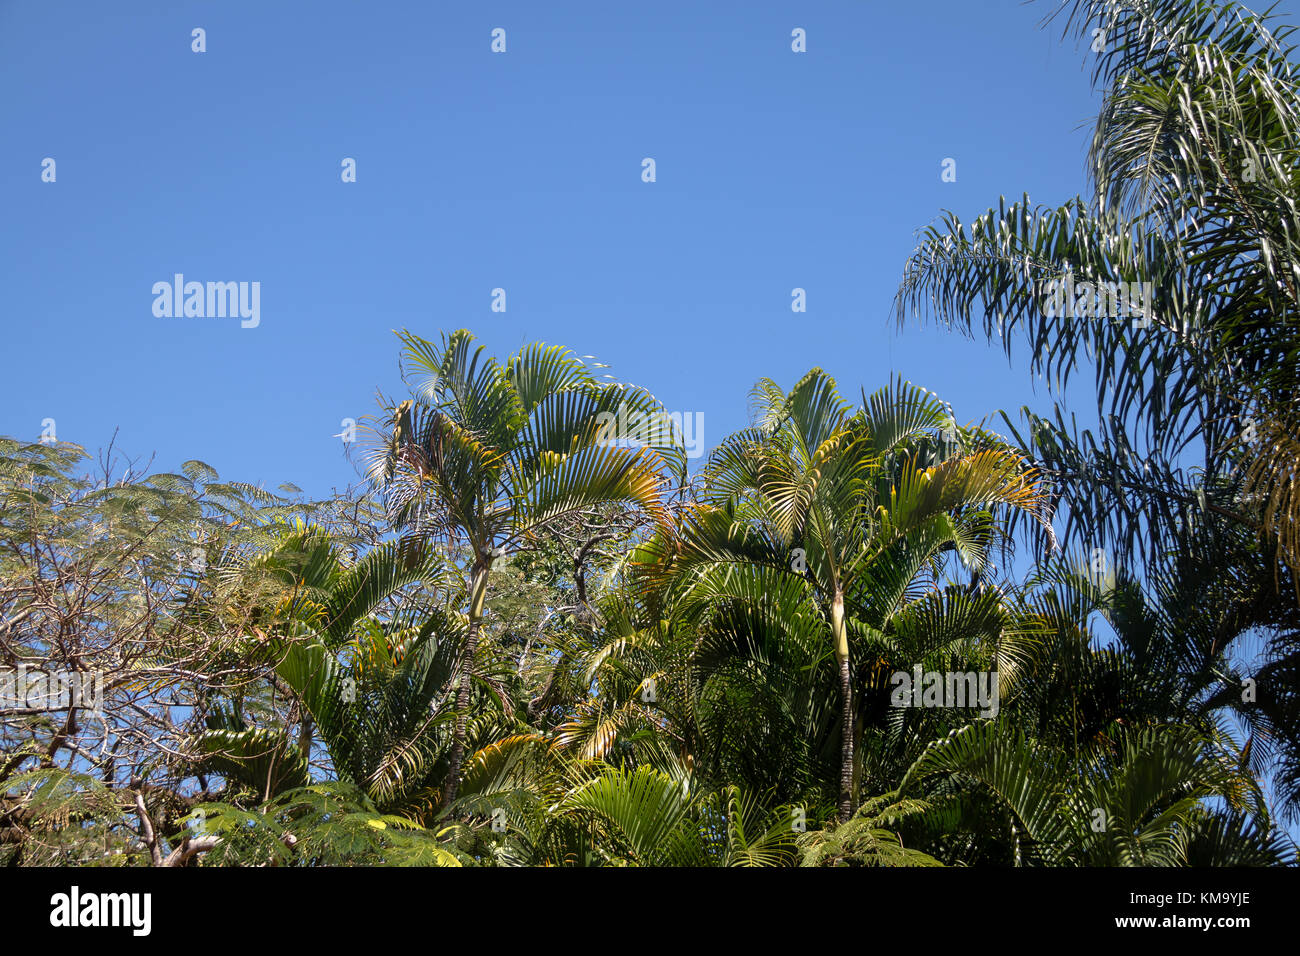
[895,0,1300,824]
[8,0,1300,860]
[797,793,943,867]
[0,768,131,866]
[185,782,460,866]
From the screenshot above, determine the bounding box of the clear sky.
[1,0,1142,494]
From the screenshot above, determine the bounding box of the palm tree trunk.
[442,561,489,808]
[833,590,854,823]
[298,712,313,769]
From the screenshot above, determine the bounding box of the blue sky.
[2,0,1132,495]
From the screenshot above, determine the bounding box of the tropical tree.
[641,371,1050,821]
[8,325,1295,866]
[365,329,677,806]
[897,0,1299,561]
[894,721,1290,866]
[894,0,1300,818]
[444,747,801,867]
[190,522,501,820]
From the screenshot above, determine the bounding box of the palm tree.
[366,329,676,806]
[896,0,1299,560]
[897,721,1290,866]
[649,371,1050,821]
[893,0,1300,818]
[444,749,801,866]
[192,522,471,813]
